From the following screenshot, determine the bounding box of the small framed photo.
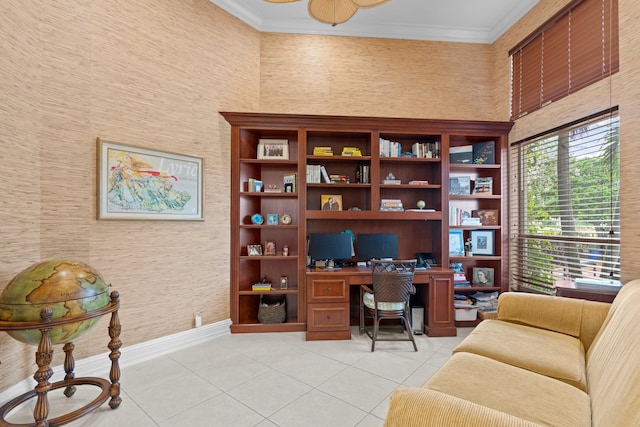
[473,177,493,194]
[247,244,262,256]
[472,209,499,226]
[449,229,464,256]
[266,213,279,225]
[470,230,495,255]
[257,139,289,160]
[264,240,277,256]
[321,194,342,211]
[449,176,471,195]
[473,267,494,286]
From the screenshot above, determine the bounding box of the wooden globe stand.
[0,291,121,427]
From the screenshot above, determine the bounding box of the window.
[510,0,619,120]
[510,108,620,294]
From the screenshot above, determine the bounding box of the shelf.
[379,157,441,163]
[240,225,298,229]
[306,155,372,161]
[239,289,298,295]
[307,183,370,189]
[453,286,501,292]
[240,159,298,166]
[305,210,442,220]
[380,184,441,189]
[240,192,298,197]
[449,163,500,170]
[449,194,501,200]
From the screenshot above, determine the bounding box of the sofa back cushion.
[586,279,640,426]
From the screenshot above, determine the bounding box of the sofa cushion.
[586,279,640,427]
[423,352,591,427]
[453,319,587,391]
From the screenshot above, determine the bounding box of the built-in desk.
[305,267,455,340]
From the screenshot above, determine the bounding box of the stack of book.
[379,137,402,157]
[380,199,404,211]
[382,178,401,185]
[247,178,263,192]
[454,272,471,288]
[408,180,430,185]
[329,174,349,183]
[341,147,362,156]
[313,146,333,156]
[252,282,272,291]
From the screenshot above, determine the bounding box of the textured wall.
[0,0,259,391]
[259,34,495,121]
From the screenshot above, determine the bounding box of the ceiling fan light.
[308,0,359,26]
[350,0,389,8]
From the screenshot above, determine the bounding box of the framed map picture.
[98,138,203,220]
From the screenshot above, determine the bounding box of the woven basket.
[258,294,286,324]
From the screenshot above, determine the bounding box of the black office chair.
[359,259,417,352]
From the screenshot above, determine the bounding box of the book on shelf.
[473,177,493,194]
[306,164,320,183]
[313,146,333,156]
[252,283,272,291]
[320,165,331,183]
[449,204,472,226]
[355,165,370,183]
[380,199,404,211]
[449,146,473,164]
[408,180,430,185]
[412,141,440,158]
[382,179,401,185]
[329,174,349,183]
[405,208,436,212]
[473,140,495,164]
[461,217,482,226]
[379,137,403,158]
[454,281,471,288]
[247,178,263,193]
[283,173,297,193]
[341,147,362,156]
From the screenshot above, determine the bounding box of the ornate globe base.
[0,292,121,427]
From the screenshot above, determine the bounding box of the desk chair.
[359,259,417,352]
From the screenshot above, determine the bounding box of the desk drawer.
[307,303,349,331]
[307,277,348,302]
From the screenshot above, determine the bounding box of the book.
[313,146,333,156]
[473,177,493,194]
[380,199,404,211]
[320,165,331,183]
[473,141,495,164]
[341,147,362,156]
[382,179,401,185]
[449,146,473,164]
[409,180,430,185]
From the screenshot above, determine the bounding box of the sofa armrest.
[497,292,610,344]
[384,387,542,427]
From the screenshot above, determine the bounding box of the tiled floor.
[5,327,471,427]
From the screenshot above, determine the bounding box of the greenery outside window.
[510,108,620,294]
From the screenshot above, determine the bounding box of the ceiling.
[209,0,539,43]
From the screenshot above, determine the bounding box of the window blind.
[510,108,620,294]
[510,0,619,120]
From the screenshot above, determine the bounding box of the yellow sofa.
[384,279,640,426]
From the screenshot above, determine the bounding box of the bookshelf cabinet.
[223,112,513,334]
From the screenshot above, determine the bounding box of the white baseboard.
[0,319,231,404]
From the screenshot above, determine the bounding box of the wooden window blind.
[509,108,620,294]
[510,0,618,120]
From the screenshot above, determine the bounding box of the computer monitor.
[308,233,353,270]
[357,233,399,260]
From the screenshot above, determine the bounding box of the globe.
[416,200,426,209]
[0,260,111,346]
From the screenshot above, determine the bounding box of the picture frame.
[472,209,499,226]
[449,229,464,256]
[97,138,203,220]
[264,240,277,256]
[472,267,494,286]
[473,177,493,194]
[449,176,471,195]
[470,230,495,255]
[247,244,263,256]
[257,139,289,160]
[321,194,342,211]
[266,213,279,225]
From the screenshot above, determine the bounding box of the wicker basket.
[258,294,286,324]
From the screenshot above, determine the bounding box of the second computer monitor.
[357,233,399,260]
